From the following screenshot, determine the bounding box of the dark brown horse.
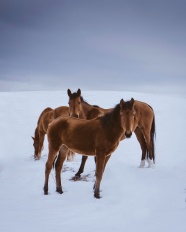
[67,89,155,178]
[44,99,134,198]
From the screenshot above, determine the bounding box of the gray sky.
[0,0,186,94]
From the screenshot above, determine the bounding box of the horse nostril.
[125,131,132,138]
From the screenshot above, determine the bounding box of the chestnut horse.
[32,106,73,160]
[44,99,132,198]
[67,89,154,178]
[121,98,155,167]
[67,89,113,177]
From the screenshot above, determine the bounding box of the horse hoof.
[72,174,81,181]
[75,173,81,178]
[56,188,63,194]
[44,190,48,195]
[94,193,101,199]
[139,160,145,168]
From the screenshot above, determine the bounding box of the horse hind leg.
[55,146,69,194]
[140,127,155,168]
[134,127,147,168]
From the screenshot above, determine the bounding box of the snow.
[0,90,186,232]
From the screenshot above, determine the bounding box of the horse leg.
[140,128,154,168]
[94,154,106,199]
[55,146,69,194]
[75,155,88,178]
[134,127,147,168]
[103,154,111,173]
[44,147,58,195]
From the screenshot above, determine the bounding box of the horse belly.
[62,132,96,156]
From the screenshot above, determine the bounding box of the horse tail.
[151,114,156,163]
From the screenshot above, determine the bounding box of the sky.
[0,0,186,94]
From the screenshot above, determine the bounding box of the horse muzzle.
[71,113,79,118]
[125,131,132,138]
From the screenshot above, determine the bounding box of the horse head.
[67,88,82,118]
[32,136,40,159]
[120,98,136,138]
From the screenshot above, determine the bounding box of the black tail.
[151,115,156,163]
[146,114,156,163]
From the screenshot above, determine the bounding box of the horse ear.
[31,136,35,141]
[67,89,71,97]
[131,98,135,107]
[77,88,81,96]
[120,99,125,108]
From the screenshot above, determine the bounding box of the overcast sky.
[0,0,186,94]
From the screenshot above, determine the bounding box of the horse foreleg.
[75,155,88,178]
[55,146,69,194]
[94,154,106,199]
[134,127,147,168]
[44,148,58,195]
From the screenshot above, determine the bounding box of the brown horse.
[121,98,155,167]
[44,99,134,198]
[32,106,71,160]
[67,88,114,177]
[67,89,154,178]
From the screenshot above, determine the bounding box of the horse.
[44,99,134,198]
[32,106,74,160]
[121,98,155,167]
[67,89,155,178]
[67,88,113,177]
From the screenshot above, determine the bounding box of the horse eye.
[78,102,81,104]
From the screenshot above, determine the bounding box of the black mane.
[100,104,120,127]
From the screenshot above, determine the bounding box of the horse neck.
[102,107,124,141]
[80,101,94,119]
[34,127,39,141]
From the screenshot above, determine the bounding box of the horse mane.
[34,127,39,140]
[80,96,100,108]
[100,104,120,127]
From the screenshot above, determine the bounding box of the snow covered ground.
[0,90,186,232]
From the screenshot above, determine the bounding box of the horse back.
[134,100,154,128]
[37,107,53,124]
[54,106,69,118]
